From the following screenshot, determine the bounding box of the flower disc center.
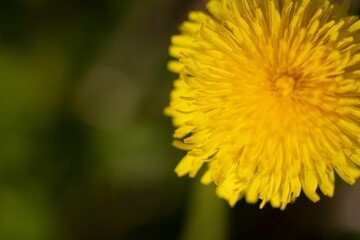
[274,75,296,97]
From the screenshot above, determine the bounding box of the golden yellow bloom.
[166,0,360,209]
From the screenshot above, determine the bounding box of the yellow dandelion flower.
[166,0,360,209]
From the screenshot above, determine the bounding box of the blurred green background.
[0,0,360,239]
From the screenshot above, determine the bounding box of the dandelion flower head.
[166,0,360,209]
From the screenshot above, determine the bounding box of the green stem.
[180,182,229,240]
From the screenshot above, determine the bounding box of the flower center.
[273,75,296,97]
